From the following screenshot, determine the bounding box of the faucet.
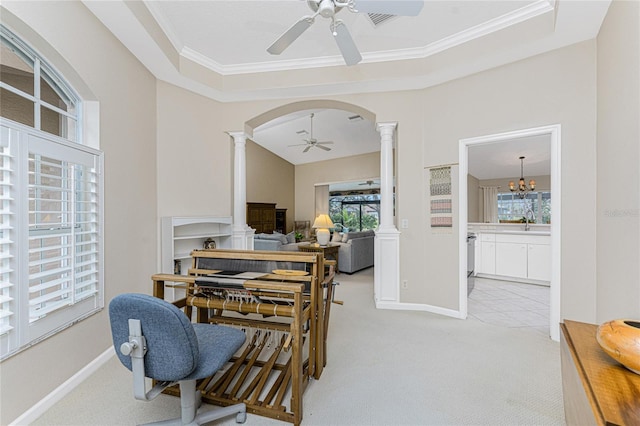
[524,201,534,231]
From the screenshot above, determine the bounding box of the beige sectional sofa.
[254,229,375,274]
[330,230,375,274]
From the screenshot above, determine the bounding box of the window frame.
[329,193,381,232]
[497,191,551,224]
[0,25,103,361]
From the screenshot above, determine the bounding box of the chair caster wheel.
[236,411,247,424]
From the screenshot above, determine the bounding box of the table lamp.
[312,214,334,246]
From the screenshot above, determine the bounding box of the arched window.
[0,25,103,360]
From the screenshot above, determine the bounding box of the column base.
[232,225,255,250]
[374,228,400,306]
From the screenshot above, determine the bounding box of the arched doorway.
[231,100,401,306]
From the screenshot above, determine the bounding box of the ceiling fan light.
[509,181,515,191]
[318,0,336,18]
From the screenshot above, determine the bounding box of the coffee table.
[297,243,340,273]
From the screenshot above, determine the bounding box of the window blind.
[0,128,14,337]
[0,123,103,359]
[27,136,100,324]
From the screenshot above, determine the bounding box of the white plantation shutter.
[0,122,103,359]
[0,127,15,343]
[28,143,99,318]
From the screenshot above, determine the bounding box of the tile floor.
[468,276,550,337]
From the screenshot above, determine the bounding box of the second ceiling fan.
[267,0,424,66]
[288,113,334,153]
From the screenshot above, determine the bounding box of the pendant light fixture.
[509,156,536,199]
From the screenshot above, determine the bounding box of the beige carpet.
[31,268,565,425]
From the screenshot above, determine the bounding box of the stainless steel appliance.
[467,233,476,295]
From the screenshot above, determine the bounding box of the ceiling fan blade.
[317,141,334,145]
[303,145,312,153]
[352,0,424,16]
[267,16,314,55]
[316,144,332,151]
[332,21,362,66]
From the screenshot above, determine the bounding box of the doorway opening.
[459,125,561,341]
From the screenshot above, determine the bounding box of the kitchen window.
[497,191,551,224]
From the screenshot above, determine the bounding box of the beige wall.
[596,0,640,321]
[246,140,295,233]
[156,81,232,218]
[0,3,158,424]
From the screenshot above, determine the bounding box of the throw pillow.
[331,232,342,243]
[272,231,288,244]
[342,233,350,243]
[286,231,296,244]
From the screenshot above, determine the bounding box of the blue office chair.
[109,293,247,425]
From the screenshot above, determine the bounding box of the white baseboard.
[375,301,465,319]
[10,346,115,425]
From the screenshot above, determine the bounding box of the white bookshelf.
[161,216,233,275]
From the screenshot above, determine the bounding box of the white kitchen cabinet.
[528,243,551,281]
[495,242,528,279]
[478,233,496,275]
[474,231,550,283]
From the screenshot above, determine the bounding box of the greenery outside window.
[329,194,380,231]
[497,191,551,224]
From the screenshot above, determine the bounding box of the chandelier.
[509,156,536,199]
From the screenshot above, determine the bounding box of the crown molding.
[173,0,555,76]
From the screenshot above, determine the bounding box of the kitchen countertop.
[468,223,551,236]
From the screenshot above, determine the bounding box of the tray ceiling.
[81,0,610,164]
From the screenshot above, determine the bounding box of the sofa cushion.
[343,230,375,242]
[254,239,282,251]
[286,231,296,244]
[337,231,375,273]
[257,232,288,244]
[331,232,343,243]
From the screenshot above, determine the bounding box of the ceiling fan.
[267,0,424,66]
[288,113,334,153]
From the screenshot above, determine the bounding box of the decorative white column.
[374,122,401,308]
[227,131,255,249]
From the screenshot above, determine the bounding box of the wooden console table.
[560,320,640,425]
[297,243,340,273]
